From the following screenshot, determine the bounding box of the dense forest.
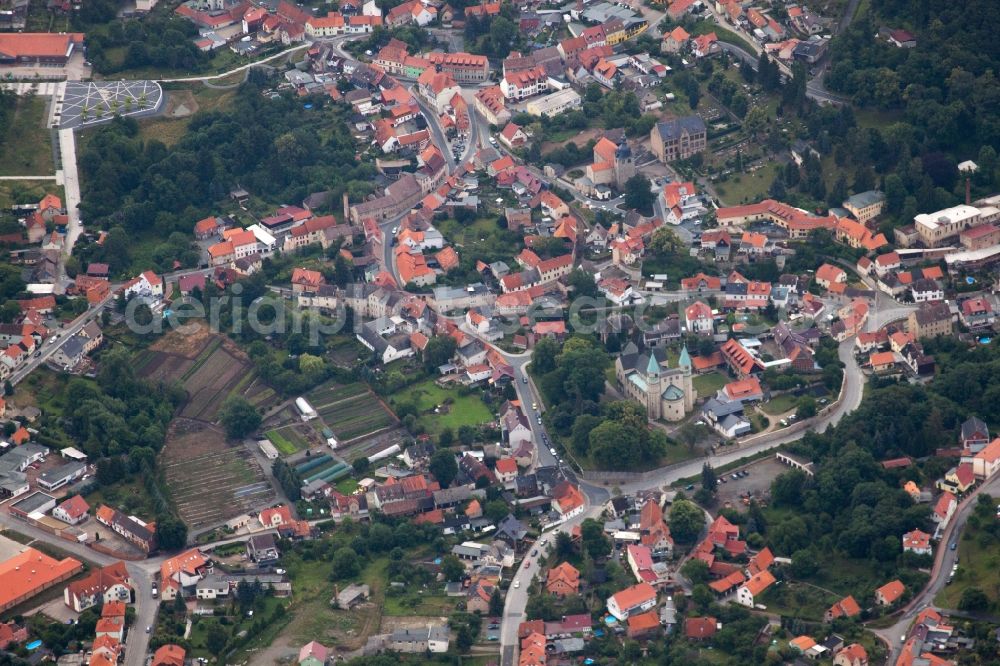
[78,82,376,238]
[813,0,1000,226]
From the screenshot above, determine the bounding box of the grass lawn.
[713,162,781,206]
[0,96,54,176]
[690,19,757,55]
[437,217,522,266]
[693,372,728,396]
[761,393,799,416]
[0,180,63,209]
[934,518,1000,608]
[758,582,839,622]
[394,378,494,435]
[335,477,359,495]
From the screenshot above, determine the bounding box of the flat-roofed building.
[525,88,582,117]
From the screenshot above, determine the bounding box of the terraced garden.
[161,419,275,529]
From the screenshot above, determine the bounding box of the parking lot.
[58,80,164,129]
[713,456,784,512]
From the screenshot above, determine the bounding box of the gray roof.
[844,190,885,209]
[553,638,585,653]
[38,460,85,485]
[434,486,472,507]
[702,398,744,419]
[59,333,89,359]
[11,491,55,513]
[654,115,706,141]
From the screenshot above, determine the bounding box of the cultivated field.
[305,380,397,444]
[136,322,267,422]
[160,419,275,529]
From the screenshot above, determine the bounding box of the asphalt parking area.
[58,80,163,129]
[714,456,783,512]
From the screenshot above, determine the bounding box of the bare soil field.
[139,325,265,423]
[540,127,604,153]
[160,419,275,529]
[148,320,216,358]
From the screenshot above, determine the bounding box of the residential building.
[501,66,548,100]
[606,582,657,620]
[159,549,209,600]
[833,643,869,666]
[907,301,952,340]
[825,595,861,622]
[650,116,707,163]
[875,580,904,606]
[473,86,511,126]
[246,533,280,564]
[736,570,775,607]
[902,529,932,556]
[815,263,847,291]
[958,297,994,329]
[685,616,718,640]
[546,562,581,597]
[152,645,186,666]
[52,494,90,525]
[64,561,132,612]
[95,505,155,553]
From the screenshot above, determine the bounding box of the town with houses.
[0,0,999,664]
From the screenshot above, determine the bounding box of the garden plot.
[319,394,395,442]
[305,381,367,407]
[138,324,267,423]
[160,419,275,529]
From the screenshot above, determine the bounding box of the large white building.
[915,202,1000,247]
[525,89,582,117]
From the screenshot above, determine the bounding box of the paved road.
[58,128,84,259]
[499,506,603,665]
[158,44,311,83]
[9,293,115,385]
[874,475,1000,663]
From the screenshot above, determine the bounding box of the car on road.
[522,376,528,383]
[514,580,520,588]
[145,626,151,633]
[685,484,694,490]
[550,447,557,456]
[531,549,537,557]
[537,416,542,425]
[531,402,537,410]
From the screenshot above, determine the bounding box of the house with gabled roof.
[63,561,132,612]
[875,579,904,606]
[825,595,861,622]
[546,562,580,597]
[736,569,775,607]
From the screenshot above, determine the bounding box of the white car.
[514,580,520,589]
[549,447,557,456]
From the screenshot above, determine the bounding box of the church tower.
[644,352,662,420]
[614,140,636,189]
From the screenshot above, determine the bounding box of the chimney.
[343,192,351,224]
